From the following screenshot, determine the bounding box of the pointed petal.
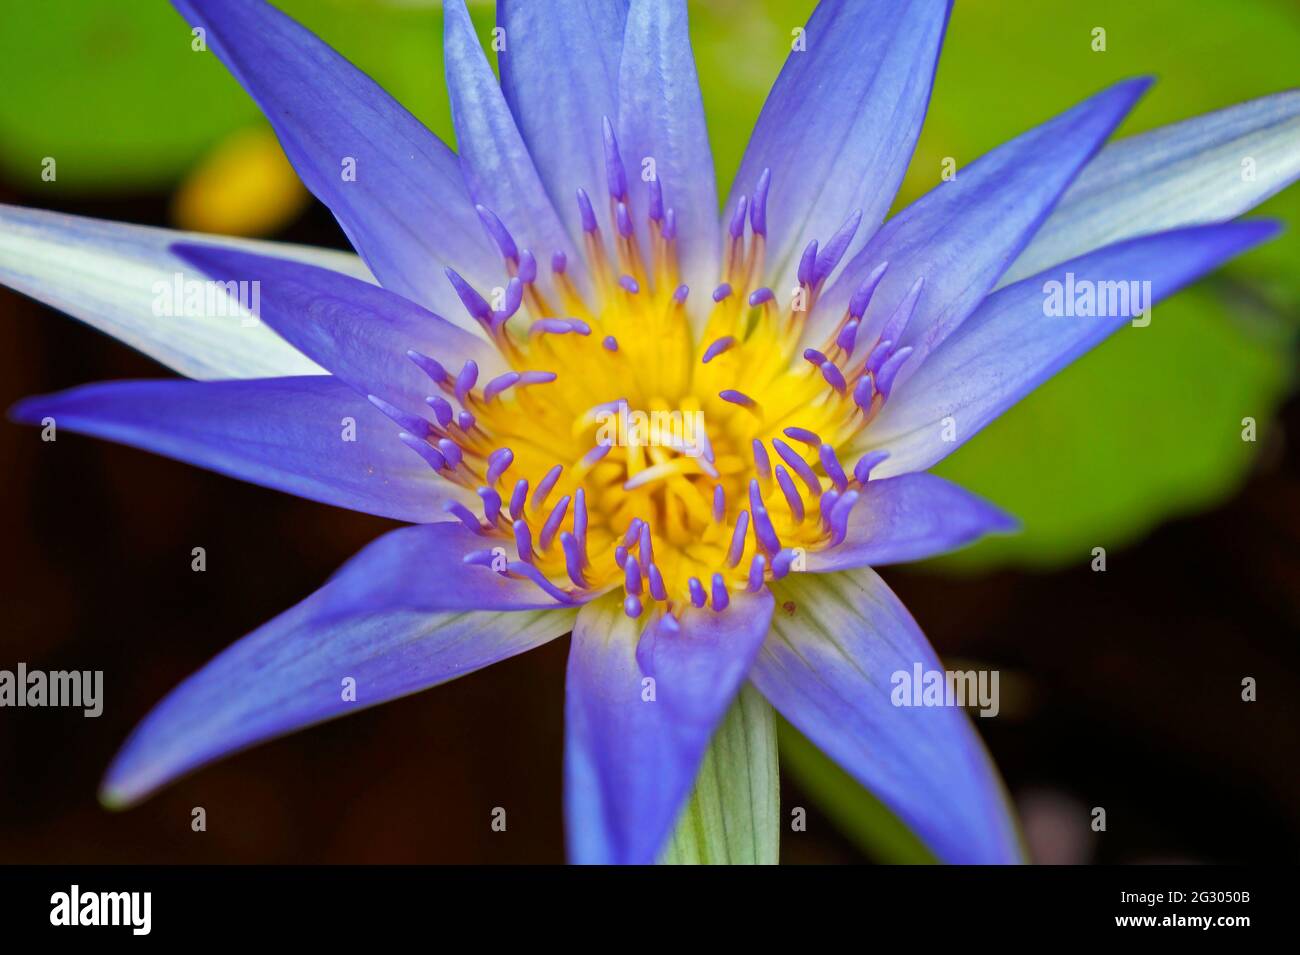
[659,685,779,864]
[819,78,1152,372]
[1004,90,1300,286]
[443,0,581,287]
[750,568,1022,863]
[807,474,1017,572]
[173,243,504,414]
[863,220,1281,476]
[498,0,627,247]
[170,0,496,318]
[618,0,719,328]
[102,521,577,806]
[0,203,369,378]
[732,0,950,293]
[10,375,465,522]
[563,590,774,864]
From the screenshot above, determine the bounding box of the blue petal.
[618,0,719,328]
[862,220,1282,476]
[563,590,774,864]
[1005,90,1300,285]
[171,0,497,317]
[498,0,628,248]
[750,567,1022,863]
[101,522,577,807]
[443,0,582,288]
[9,375,464,522]
[819,78,1152,373]
[0,203,367,379]
[807,474,1017,572]
[173,243,504,415]
[731,0,950,293]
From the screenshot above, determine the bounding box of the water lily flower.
[4,0,1297,864]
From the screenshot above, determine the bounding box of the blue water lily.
[4,0,1297,864]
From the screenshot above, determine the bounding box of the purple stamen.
[865,338,894,376]
[445,268,491,325]
[710,573,730,612]
[749,287,775,307]
[475,204,519,262]
[752,504,782,555]
[849,262,889,319]
[623,518,645,547]
[509,479,529,520]
[672,284,689,305]
[647,563,667,601]
[771,548,797,579]
[518,249,537,284]
[726,510,751,567]
[719,389,757,410]
[602,335,619,352]
[614,545,629,568]
[580,443,611,468]
[875,346,914,398]
[819,489,840,528]
[454,360,478,406]
[771,438,822,496]
[477,487,502,524]
[750,167,771,236]
[624,594,643,619]
[407,349,449,384]
[662,208,677,241]
[702,336,737,363]
[601,116,628,201]
[713,484,726,523]
[623,554,643,595]
[837,319,860,356]
[828,490,860,546]
[746,554,767,593]
[751,439,772,479]
[803,347,828,367]
[426,394,453,427]
[508,561,574,604]
[574,487,588,556]
[576,188,598,233]
[638,523,655,569]
[712,283,732,303]
[618,274,640,294]
[783,426,820,447]
[436,438,463,469]
[531,464,563,511]
[820,359,847,393]
[368,394,430,438]
[398,431,446,471]
[559,532,588,588]
[493,277,523,328]
[797,240,818,287]
[444,500,482,534]
[512,519,534,562]
[854,450,890,484]
[648,175,664,222]
[853,375,875,411]
[539,495,570,551]
[813,210,862,284]
[552,251,567,274]
[819,443,849,491]
[728,196,748,239]
[773,465,805,522]
[463,549,497,568]
[487,448,514,486]
[879,276,925,346]
[518,370,558,387]
[616,202,634,238]
[484,372,521,404]
[689,577,707,608]
[457,410,475,432]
